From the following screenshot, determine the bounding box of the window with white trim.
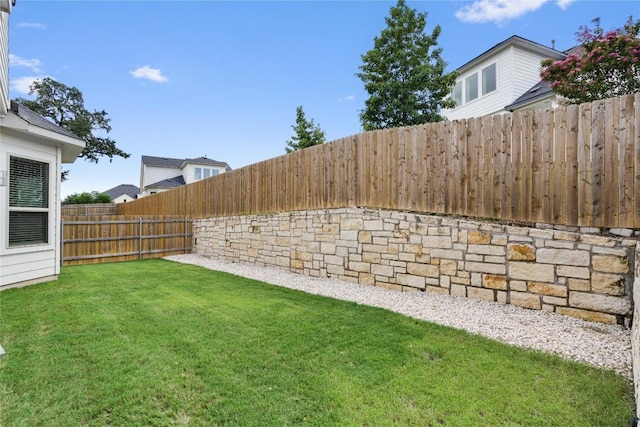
[451,62,498,108]
[482,63,497,95]
[452,81,462,107]
[194,167,220,181]
[8,156,50,247]
[465,73,478,103]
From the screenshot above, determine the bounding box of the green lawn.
[0,259,634,426]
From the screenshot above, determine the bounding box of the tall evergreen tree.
[357,0,457,130]
[285,106,326,153]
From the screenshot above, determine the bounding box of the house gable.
[139,155,231,197]
[442,36,566,120]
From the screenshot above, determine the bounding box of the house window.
[452,81,462,107]
[195,167,202,180]
[8,156,49,247]
[211,169,219,176]
[465,73,478,103]
[482,63,497,95]
[203,168,211,179]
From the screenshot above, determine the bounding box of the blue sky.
[7,0,639,198]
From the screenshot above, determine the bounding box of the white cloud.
[455,0,553,24]
[129,65,168,83]
[10,76,42,94]
[9,54,42,73]
[16,22,46,30]
[556,0,576,10]
[338,95,355,103]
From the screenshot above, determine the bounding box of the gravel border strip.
[165,254,632,381]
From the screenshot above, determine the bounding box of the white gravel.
[165,254,633,381]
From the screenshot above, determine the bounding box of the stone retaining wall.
[193,208,637,325]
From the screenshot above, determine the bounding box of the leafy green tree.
[357,0,457,130]
[15,78,130,179]
[284,106,326,153]
[62,191,113,205]
[541,17,640,104]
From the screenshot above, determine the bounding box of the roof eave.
[455,36,566,74]
[0,113,85,163]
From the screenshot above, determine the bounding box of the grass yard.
[0,259,634,426]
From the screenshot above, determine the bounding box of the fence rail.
[119,94,640,228]
[61,216,191,266]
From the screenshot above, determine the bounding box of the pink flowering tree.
[540,17,640,104]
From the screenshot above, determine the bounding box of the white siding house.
[0,3,85,289]
[139,155,231,198]
[442,36,566,120]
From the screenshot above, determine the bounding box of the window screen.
[9,156,49,247]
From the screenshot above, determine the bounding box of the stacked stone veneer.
[193,208,637,325]
[632,244,640,416]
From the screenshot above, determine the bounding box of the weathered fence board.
[119,95,640,229]
[61,204,118,216]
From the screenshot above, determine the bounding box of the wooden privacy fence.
[61,216,192,266]
[119,94,640,228]
[61,204,118,216]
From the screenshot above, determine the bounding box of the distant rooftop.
[142,155,231,171]
[104,184,139,199]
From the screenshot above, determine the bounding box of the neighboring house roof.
[180,156,232,171]
[147,175,186,189]
[141,155,184,168]
[142,155,232,171]
[504,79,553,111]
[104,184,139,200]
[10,101,80,140]
[454,35,565,74]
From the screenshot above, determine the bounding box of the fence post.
[184,218,188,254]
[139,217,143,260]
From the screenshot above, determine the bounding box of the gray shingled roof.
[181,156,232,171]
[504,79,554,111]
[142,155,232,171]
[146,175,186,189]
[141,155,184,168]
[104,184,140,199]
[10,101,82,140]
